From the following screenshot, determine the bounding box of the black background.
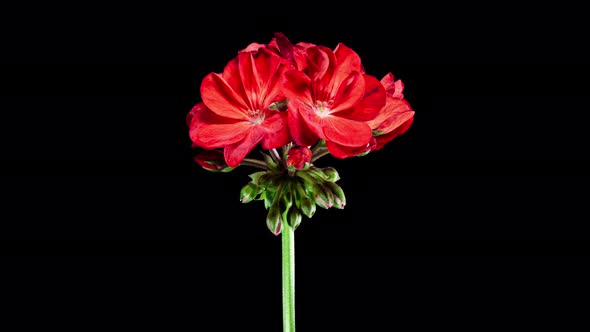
[1,3,589,330]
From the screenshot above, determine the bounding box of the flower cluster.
[188,33,414,234]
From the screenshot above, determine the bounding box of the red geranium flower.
[188,49,292,167]
[283,44,386,158]
[367,73,415,150]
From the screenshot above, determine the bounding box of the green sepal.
[221,167,235,173]
[356,149,372,157]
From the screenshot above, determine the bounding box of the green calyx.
[240,160,346,235]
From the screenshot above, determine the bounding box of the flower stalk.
[282,218,296,332]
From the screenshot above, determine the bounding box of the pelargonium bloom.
[188,49,292,167]
[367,73,415,150]
[283,44,386,158]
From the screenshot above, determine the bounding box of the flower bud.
[240,182,260,204]
[287,206,302,230]
[300,195,316,218]
[320,167,340,182]
[314,184,334,209]
[266,204,282,235]
[286,146,312,170]
[325,182,346,209]
[194,150,233,172]
[293,181,316,218]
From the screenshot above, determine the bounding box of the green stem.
[311,148,330,162]
[282,217,296,332]
[240,158,269,170]
[310,140,324,153]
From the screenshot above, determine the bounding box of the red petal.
[201,72,249,120]
[325,141,371,159]
[283,70,312,103]
[186,103,201,127]
[224,127,265,167]
[333,43,362,84]
[305,46,335,84]
[260,112,291,149]
[338,74,386,121]
[189,104,250,148]
[330,72,365,113]
[287,101,319,146]
[240,42,267,53]
[293,42,316,71]
[221,56,248,101]
[194,121,252,148]
[367,97,414,132]
[254,50,290,107]
[295,99,327,139]
[237,52,262,109]
[322,116,372,147]
[374,116,414,150]
[271,32,294,60]
[381,73,404,98]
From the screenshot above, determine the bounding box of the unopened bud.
[300,195,316,218]
[240,182,260,203]
[314,184,334,209]
[320,167,340,182]
[287,206,302,230]
[325,182,346,209]
[286,146,312,170]
[266,205,282,235]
